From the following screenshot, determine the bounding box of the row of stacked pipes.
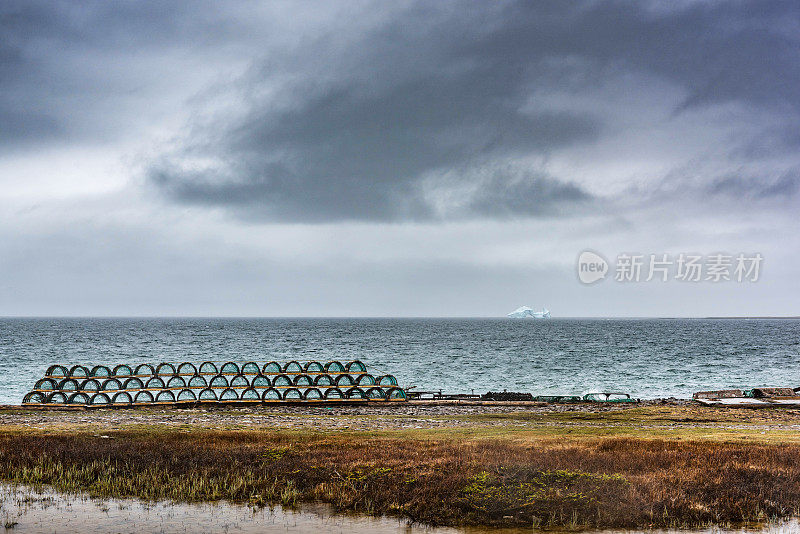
[22,360,406,406]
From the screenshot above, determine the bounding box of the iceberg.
[507,306,551,319]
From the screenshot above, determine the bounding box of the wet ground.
[0,483,462,533]
[0,483,798,534]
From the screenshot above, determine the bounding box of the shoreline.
[1,398,694,409]
[0,396,782,412]
[10,396,800,413]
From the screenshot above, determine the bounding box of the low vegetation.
[1,429,800,529]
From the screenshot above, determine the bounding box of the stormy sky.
[1,0,798,317]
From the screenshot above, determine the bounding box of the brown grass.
[0,430,799,529]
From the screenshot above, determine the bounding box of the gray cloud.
[5,1,800,317]
[147,20,605,222]
[149,102,599,222]
[0,108,62,144]
[706,171,800,200]
[0,0,252,150]
[145,0,800,222]
[3,0,800,221]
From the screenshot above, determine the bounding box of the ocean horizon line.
[1,315,798,320]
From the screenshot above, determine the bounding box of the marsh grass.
[0,431,799,529]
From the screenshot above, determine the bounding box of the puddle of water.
[0,483,458,534]
[0,483,798,534]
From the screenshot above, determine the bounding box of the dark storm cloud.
[0,0,240,149]
[150,160,593,222]
[148,104,599,222]
[3,1,800,220]
[456,0,800,112]
[447,167,593,219]
[148,0,800,222]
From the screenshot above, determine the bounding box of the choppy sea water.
[1,318,799,404]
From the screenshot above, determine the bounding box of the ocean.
[1,318,798,404]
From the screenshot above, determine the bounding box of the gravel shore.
[4,398,800,435]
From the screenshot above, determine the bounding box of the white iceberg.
[507,306,551,318]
